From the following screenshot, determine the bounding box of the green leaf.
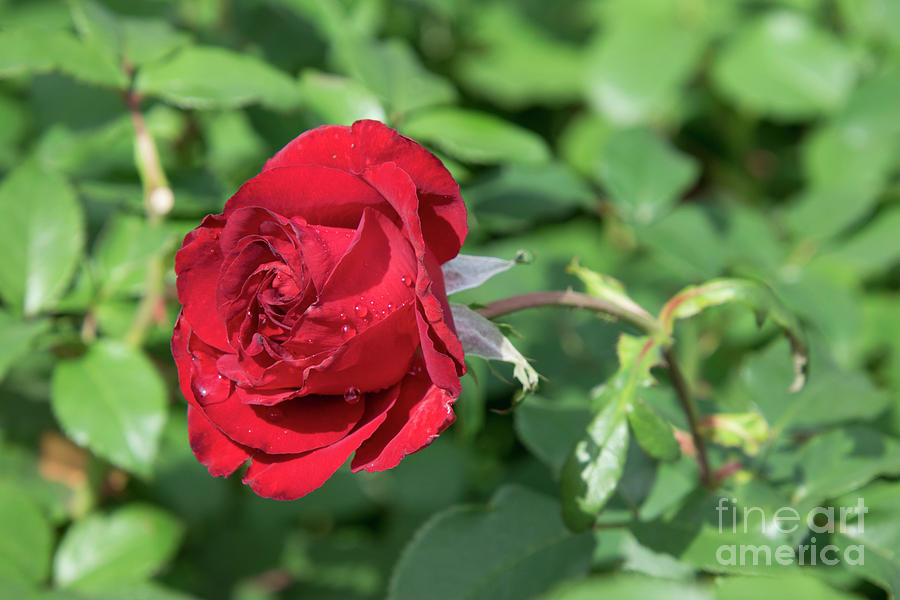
[0,312,49,383]
[598,128,699,225]
[712,11,856,119]
[561,334,663,530]
[543,573,711,600]
[92,215,173,299]
[559,394,630,532]
[51,340,168,477]
[68,0,122,61]
[0,481,53,585]
[0,161,85,316]
[586,19,707,125]
[119,18,191,67]
[566,258,655,323]
[700,412,769,456]
[627,398,680,461]
[388,485,594,600]
[514,396,591,473]
[298,69,385,126]
[0,28,127,88]
[717,572,864,599]
[135,46,299,110]
[53,504,183,590]
[733,340,891,434]
[794,428,900,504]
[834,481,900,597]
[455,4,585,109]
[450,304,539,393]
[825,207,900,277]
[660,278,809,392]
[336,37,456,117]
[463,162,596,234]
[401,108,550,165]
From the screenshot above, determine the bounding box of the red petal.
[241,383,400,500]
[360,163,464,394]
[187,404,250,477]
[224,164,385,228]
[351,361,455,472]
[173,318,366,454]
[174,215,230,351]
[263,120,467,262]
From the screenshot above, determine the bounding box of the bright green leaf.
[712,11,856,119]
[627,398,680,461]
[598,128,699,225]
[135,46,299,110]
[53,504,183,590]
[298,69,385,126]
[0,481,53,585]
[51,341,167,477]
[402,108,550,165]
[336,37,456,118]
[0,312,49,382]
[0,28,127,88]
[660,278,808,392]
[0,161,85,316]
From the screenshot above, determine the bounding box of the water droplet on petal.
[339,312,347,321]
[267,406,282,419]
[341,324,355,339]
[344,388,361,404]
[401,275,412,287]
[355,304,368,317]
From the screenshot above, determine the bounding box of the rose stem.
[662,347,712,487]
[123,72,172,348]
[476,290,714,488]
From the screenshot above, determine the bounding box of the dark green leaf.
[388,485,593,600]
[514,396,591,472]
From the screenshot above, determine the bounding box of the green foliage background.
[0,0,899,598]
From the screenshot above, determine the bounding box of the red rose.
[171,120,467,500]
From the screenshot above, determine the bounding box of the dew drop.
[267,406,283,420]
[387,303,393,311]
[355,303,368,317]
[343,388,361,404]
[339,312,347,321]
[401,275,412,287]
[341,324,355,339]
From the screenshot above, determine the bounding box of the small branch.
[663,347,712,488]
[123,86,171,347]
[475,290,661,334]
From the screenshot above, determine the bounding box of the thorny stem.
[663,347,713,488]
[476,290,714,488]
[476,290,662,336]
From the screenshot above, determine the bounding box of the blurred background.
[0,0,899,598]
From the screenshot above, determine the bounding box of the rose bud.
[171,120,467,500]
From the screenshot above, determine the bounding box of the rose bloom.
[171,120,467,500]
